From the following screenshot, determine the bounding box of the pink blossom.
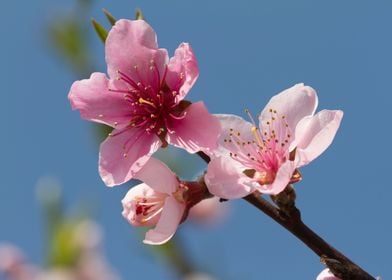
[0,244,24,272]
[188,196,228,225]
[0,244,39,280]
[121,157,187,245]
[69,19,220,186]
[316,268,341,280]
[205,84,343,198]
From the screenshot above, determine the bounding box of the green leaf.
[102,8,117,26]
[48,222,81,267]
[91,18,108,43]
[48,16,92,75]
[135,8,145,20]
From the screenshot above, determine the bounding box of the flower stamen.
[138,97,156,108]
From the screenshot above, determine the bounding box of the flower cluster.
[69,19,342,246]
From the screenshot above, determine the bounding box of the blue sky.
[1,0,391,279]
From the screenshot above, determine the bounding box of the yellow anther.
[138,98,156,108]
[251,126,263,146]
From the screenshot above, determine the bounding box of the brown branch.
[195,151,374,279]
[243,193,375,280]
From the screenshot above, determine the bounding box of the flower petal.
[99,128,160,186]
[105,19,168,87]
[134,157,178,194]
[166,101,221,153]
[295,110,343,167]
[259,83,318,131]
[121,183,163,227]
[255,160,296,195]
[207,114,254,158]
[165,43,199,101]
[68,72,131,128]
[317,268,341,280]
[205,156,253,199]
[188,196,228,224]
[143,196,185,245]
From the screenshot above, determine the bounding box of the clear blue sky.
[1,0,391,279]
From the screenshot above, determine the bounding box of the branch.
[243,193,375,280]
[195,152,374,279]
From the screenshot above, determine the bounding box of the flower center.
[133,195,165,224]
[108,60,188,137]
[224,109,292,185]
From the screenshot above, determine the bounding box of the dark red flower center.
[109,63,190,141]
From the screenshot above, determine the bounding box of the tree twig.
[195,151,375,279]
[243,193,375,280]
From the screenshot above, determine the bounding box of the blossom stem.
[195,151,374,279]
[243,193,375,280]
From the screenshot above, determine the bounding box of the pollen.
[222,108,295,186]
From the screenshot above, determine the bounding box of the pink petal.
[143,196,185,245]
[166,102,221,153]
[295,110,343,167]
[105,19,168,86]
[316,268,341,280]
[207,114,254,158]
[121,183,163,227]
[259,83,318,131]
[0,244,25,271]
[68,72,131,128]
[134,157,178,194]
[254,160,296,195]
[205,156,253,199]
[188,196,228,224]
[165,43,199,101]
[99,128,160,186]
